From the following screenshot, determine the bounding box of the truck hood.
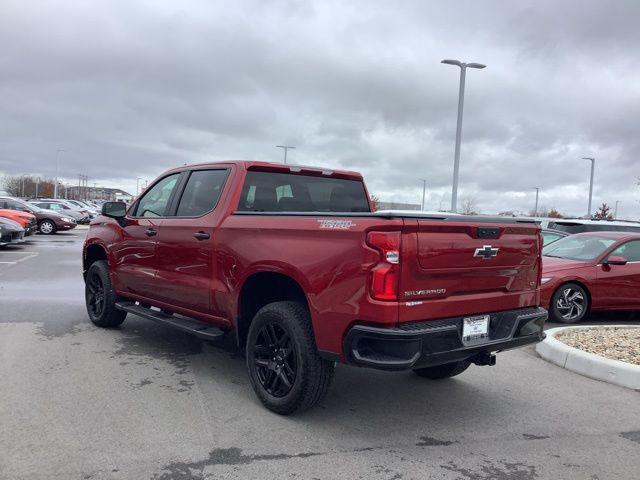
[542,256,591,273]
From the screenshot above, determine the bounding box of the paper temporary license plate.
[462,315,489,342]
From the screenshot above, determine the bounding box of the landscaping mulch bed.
[556,327,640,365]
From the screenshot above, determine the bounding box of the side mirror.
[101,201,127,219]
[605,255,628,266]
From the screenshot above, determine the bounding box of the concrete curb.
[536,325,640,390]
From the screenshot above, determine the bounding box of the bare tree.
[1,175,58,198]
[1,176,22,196]
[460,197,478,215]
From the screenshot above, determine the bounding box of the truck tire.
[85,260,127,328]
[550,283,589,324]
[246,301,335,415]
[412,360,471,379]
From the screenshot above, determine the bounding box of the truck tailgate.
[398,219,541,323]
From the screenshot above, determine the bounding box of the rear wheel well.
[83,244,108,278]
[237,272,308,349]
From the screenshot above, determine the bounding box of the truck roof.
[180,160,364,180]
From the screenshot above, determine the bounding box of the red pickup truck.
[83,161,546,414]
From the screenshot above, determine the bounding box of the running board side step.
[115,301,226,341]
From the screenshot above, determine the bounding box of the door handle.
[193,231,210,240]
[145,228,157,237]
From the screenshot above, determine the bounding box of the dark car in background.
[0,217,25,246]
[29,199,89,224]
[0,197,77,234]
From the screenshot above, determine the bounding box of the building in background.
[65,185,132,202]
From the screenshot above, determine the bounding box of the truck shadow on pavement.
[109,314,514,430]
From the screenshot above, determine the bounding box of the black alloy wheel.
[84,260,127,327]
[252,321,297,397]
[86,271,106,318]
[246,301,334,414]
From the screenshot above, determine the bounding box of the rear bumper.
[343,307,547,371]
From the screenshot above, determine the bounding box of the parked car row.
[29,198,99,224]
[0,196,85,246]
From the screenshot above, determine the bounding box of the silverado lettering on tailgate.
[404,288,447,297]
[317,219,356,229]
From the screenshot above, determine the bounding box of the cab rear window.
[237,171,370,213]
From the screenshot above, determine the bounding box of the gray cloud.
[1,0,639,217]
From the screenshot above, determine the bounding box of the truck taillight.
[366,231,401,301]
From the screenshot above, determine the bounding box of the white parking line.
[0,252,39,271]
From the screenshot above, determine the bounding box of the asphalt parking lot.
[1,229,639,480]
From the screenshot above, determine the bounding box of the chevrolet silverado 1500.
[83,161,546,414]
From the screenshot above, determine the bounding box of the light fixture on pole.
[54,148,65,199]
[276,145,295,164]
[533,187,540,217]
[582,157,595,218]
[420,179,427,211]
[441,59,485,213]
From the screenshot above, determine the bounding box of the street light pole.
[582,157,595,218]
[420,179,427,211]
[615,200,621,219]
[441,59,486,212]
[534,187,540,217]
[276,145,295,164]
[54,149,65,199]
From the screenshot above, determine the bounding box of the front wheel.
[39,219,56,235]
[413,360,471,379]
[550,283,589,324]
[246,301,334,415]
[85,260,126,328]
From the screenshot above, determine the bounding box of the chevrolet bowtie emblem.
[474,245,499,260]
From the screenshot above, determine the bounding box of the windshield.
[542,235,617,261]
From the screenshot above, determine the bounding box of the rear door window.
[175,169,229,217]
[237,171,370,212]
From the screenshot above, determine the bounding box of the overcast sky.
[1,0,639,217]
